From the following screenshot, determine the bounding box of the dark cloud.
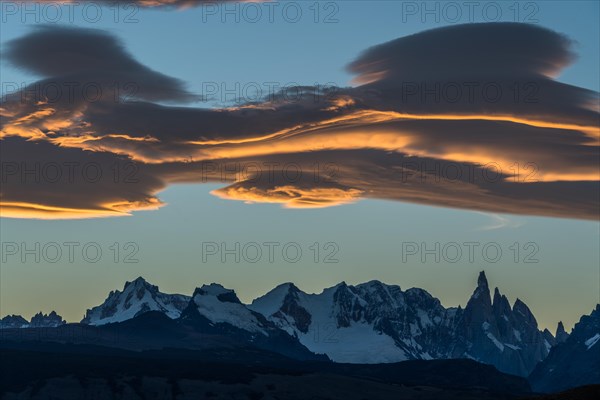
[347,22,575,82]
[0,137,166,219]
[1,23,598,220]
[3,25,197,103]
[208,151,599,219]
[346,23,598,131]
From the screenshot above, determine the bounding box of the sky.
[0,0,599,332]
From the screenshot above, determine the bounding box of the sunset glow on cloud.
[1,23,598,220]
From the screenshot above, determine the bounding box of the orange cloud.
[211,185,364,209]
[1,23,598,220]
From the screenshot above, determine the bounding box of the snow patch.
[418,309,433,327]
[249,283,293,317]
[584,333,600,350]
[504,343,521,351]
[193,293,266,335]
[486,332,505,352]
[513,329,522,342]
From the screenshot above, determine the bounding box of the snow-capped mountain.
[0,311,65,329]
[0,272,566,377]
[249,280,458,363]
[81,277,190,325]
[184,283,271,335]
[249,271,551,376]
[529,304,600,392]
[178,283,329,361]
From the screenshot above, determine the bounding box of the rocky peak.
[124,277,158,292]
[493,286,501,301]
[188,285,268,335]
[29,311,66,328]
[0,314,29,329]
[282,282,300,293]
[555,321,569,343]
[478,271,489,288]
[125,276,148,286]
[542,328,556,348]
[82,277,190,325]
[513,298,537,328]
[355,281,387,304]
[570,304,600,342]
[194,284,241,304]
[492,287,511,315]
[469,271,492,305]
[450,272,552,377]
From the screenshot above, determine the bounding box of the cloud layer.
[1,23,598,219]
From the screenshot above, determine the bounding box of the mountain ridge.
[1,271,593,380]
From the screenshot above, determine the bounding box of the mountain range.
[2,271,598,391]
[0,311,65,329]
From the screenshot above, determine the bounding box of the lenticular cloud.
[1,23,598,219]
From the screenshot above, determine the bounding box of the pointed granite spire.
[492,287,512,318]
[470,271,491,305]
[478,271,489,288]
[555,321,569,343]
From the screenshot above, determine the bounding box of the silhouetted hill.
[0,342,531,400]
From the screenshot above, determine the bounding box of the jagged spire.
[492,287,511,317]
[478,271,489,288]
[469,271,491,303]
[556,321,569,343]
[493,287,502,304]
